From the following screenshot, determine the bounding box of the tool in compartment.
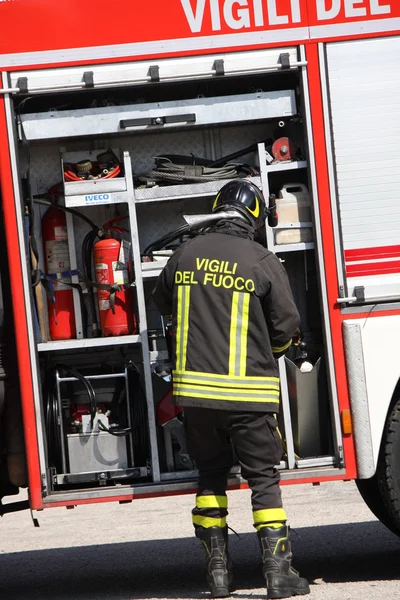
[63,149,122,181]
[271,137,298,162]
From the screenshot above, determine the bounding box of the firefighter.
[152,180,310,599]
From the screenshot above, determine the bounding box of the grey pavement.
[0,481,399,600]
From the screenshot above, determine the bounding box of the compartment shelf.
[133,162,307,204]
[274,242,314,252]
[134,176,262,203]
[265,160,307,173]
[37,334,141,352]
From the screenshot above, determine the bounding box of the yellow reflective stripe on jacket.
[174,383,279,397]
[253,508,287,526]
[192,515,227,528]
[176,285,191,371]
[174,388,280,403]
[196,495,228,509]
[173,370,279,389]
[229,291,250,377]
[229,291,239,376]
[271,339,292,354]
[240,293,250,376]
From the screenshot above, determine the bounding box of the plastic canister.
[274,183,313,245]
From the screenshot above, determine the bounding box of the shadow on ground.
[0,520,399,599]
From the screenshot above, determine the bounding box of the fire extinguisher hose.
[34,198,98,231]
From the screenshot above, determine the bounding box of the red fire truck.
[1,0,400,536]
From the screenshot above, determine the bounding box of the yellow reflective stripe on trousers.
[196,495,228,509]
[192,515,227,528]
[253,508,287,527]
[229,291,250,377]
[176,285,190,371]
[271,339,292,354]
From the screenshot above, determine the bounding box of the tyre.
[356,398,400,537]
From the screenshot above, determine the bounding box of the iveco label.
[84,194,110,203]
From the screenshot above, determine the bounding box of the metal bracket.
[337,286,365,304]
[148,65,160,82]
[213,59,225,76]
[16,77,28,94]
[120,113,196,129]
[279,53,291,70]
[82,71,94,88]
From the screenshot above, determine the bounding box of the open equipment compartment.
[10,46,342,502]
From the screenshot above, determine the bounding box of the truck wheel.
[356,398,400,537]
[356,476,399,535]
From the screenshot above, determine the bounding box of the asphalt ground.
[1,480,400,600]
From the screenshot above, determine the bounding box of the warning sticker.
[45,239,71,290]
[112,261,129,285]
[99,300,111,311]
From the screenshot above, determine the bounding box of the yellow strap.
[192,515,227,528]
[196,495,228,509]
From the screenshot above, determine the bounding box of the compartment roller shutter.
[326,36,400,303]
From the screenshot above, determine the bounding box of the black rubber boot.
[258,525,310,599]
[196,526,234,598]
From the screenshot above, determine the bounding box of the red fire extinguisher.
[93,235,136,337]
[42,205,76,340]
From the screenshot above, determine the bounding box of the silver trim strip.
[310,17,400,39]
[343,322,374,478]
[0,28,309,69]
[299,46,344,463]
[2,72,49,489]
[0,61,308,95]
[318,43,346,295]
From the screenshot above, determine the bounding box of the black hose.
[34,198,98,230]
[81,228,100,335]
[143,224,193,256]
[126,361,149,466]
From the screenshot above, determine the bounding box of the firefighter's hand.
[292,328,302,346]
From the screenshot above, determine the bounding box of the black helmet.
[212,180,266,229]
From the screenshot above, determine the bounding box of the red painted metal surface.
[0,86,43,510]
[0,1,398,70]
[305,43,358,480]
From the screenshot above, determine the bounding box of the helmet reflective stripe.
[246,197,260,219]
[212,193,221,211]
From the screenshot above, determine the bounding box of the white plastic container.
[274,183,313,245]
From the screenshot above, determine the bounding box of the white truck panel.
[344,315,400,474]
[326,36,400,301]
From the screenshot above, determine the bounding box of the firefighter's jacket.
[152,220,300,413]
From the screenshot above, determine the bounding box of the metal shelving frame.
[38,151,161,483]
